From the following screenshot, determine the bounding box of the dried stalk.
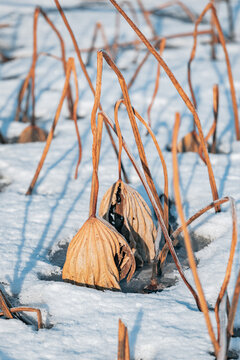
[108,0,220,212]
[211,84,219,153]
[204,84,219,152]
[15,6,73,123]
[54,0,129,184]
[131,106,169,230]
[101,110,201,307]
[215,197,237,341]
[118,319,130,360]
[100,50,164,220]
[188,2,239,140]
[127,50,150,90]
[62,52,135,289]
[86,22,112,66]
[227,269,240,337]
[137,0,156,37]
[26,57,81,195]
[113,1,140,60]
[147,38,166,129]
[172,112,219,355]
[150,0,196,23]
[81,29,212,55]
[0,290,42,330]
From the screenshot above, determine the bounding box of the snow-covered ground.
[0,0,240,359]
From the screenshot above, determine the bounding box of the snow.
[0,0,240,359]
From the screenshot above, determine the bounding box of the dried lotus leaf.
[176,131,200,153]
[99,180,157,264]
[62,216,135,290]
[18,125,47,143]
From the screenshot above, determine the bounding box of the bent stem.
[101,110,201,310]
[86,22,111,66]
[150,1,196,23]
[54,0,129,184]
[147,38,166,130]
[15,7,73,123]
[188,2,239,140]
[100,50,164,220]
[108,0,220,212]
[172,112,219,356]
[214,197,238,341]
[89,52,103,217]
[130,106,169,230]
[26,57,81,195]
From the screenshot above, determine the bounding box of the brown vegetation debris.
[99,179,157,265]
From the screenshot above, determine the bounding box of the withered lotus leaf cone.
[99,180,157,264]
[177,131,200,153]
[62,216,136,290]
[18,125,47,143]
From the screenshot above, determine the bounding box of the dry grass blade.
[26,57,81,195]
[172,112,219,355]
[108,0,220,212]
[188,2,239,140]
[147,38,166,130]
[118,319,130,360]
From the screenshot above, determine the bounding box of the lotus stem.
[26,58,81,195]
[147,38,166,130]
[188,2,239,140]
[108,0,220,212]
[172,112,219,355]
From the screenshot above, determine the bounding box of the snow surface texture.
[0,0,240,359]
